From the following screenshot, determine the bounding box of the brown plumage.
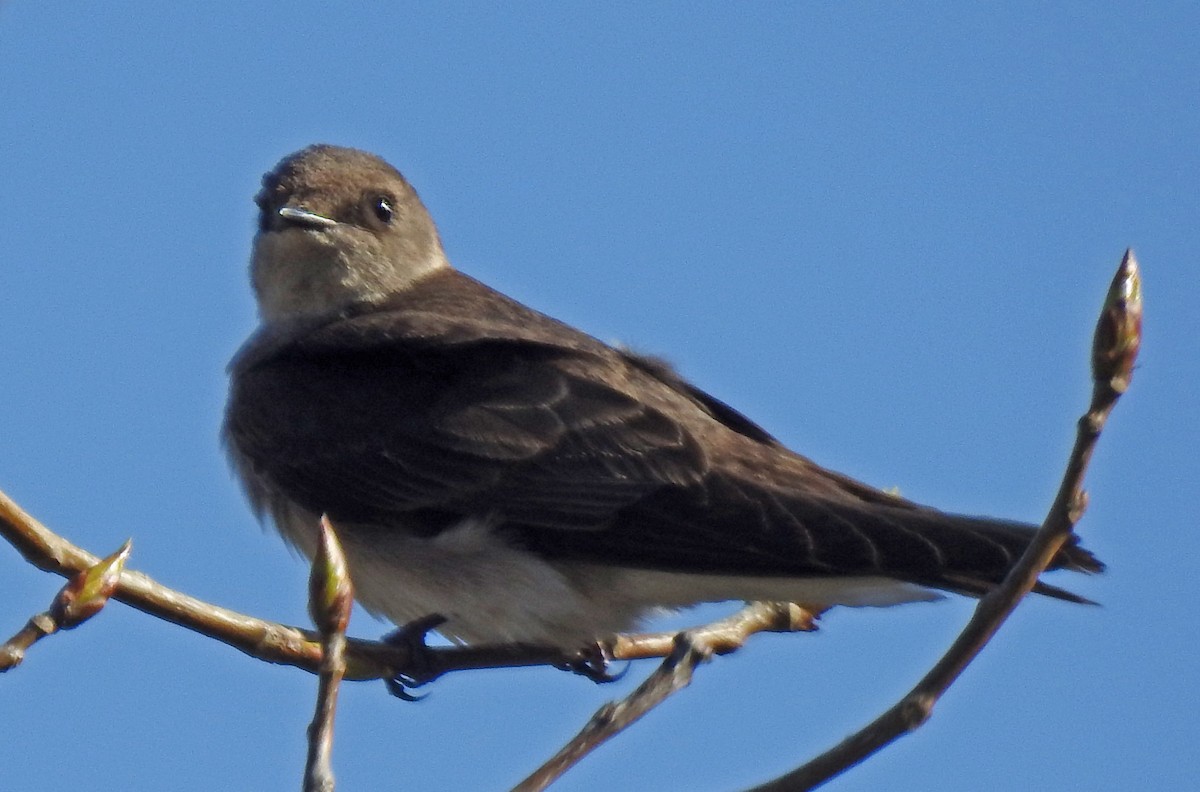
[225,145,1102,646]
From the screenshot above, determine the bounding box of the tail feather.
[526,474,1106,605]
[901,509,1103,603]
[938,571,1100,605]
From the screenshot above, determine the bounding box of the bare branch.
[2,251,1138,791]
[747,249,1141,791]
[1,487,806,686]
[1,540,130,671]
[304,517,354,792]
[515,602,816,791]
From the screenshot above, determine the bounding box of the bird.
[223,144,1103,649]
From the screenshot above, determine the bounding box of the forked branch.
[1,250,1140,792]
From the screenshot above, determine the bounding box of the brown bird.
[224,145,1102,648]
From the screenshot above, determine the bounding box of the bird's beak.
[278,206,338,230]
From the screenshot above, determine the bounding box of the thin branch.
[0,490,581,679]
[747,249,1142,792]
[1,540,130,671]
[1,488,807,685]
[304,517,354,792]
[603,602,816,661]
[515,602,816,792]
[3,251,1138,791]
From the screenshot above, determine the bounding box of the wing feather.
[225,272,1102,600]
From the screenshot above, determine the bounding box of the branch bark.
[0,489,811,683]
[746,248,1141,791]
[2,249,1139,790]
[303,517,354,792]
[516,602,816,792]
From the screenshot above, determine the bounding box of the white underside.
[272,508,941,648]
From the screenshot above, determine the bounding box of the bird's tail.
[892,508,1104,604]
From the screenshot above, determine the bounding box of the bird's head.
[251,145,449,323]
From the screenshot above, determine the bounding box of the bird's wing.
[226,274,1101,595]
[227,298,722,532]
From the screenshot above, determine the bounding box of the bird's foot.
[381,613,447,700]
[556,640,626,684]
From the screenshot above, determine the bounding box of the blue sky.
[2,3,1196,790]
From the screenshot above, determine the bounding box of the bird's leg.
[381,613,447,700]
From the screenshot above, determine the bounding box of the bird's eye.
[372,196,394,225]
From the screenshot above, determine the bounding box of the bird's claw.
[556,641,626,684]
[381,613,447,700]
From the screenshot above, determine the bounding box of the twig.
[0,492,590,679]
[1,540,130,671]
[304,517,354,792]
[747,249,1142,791]
[514,602,816,792]
[1,488,802,685]
[604,601,816,661]
[3,251,1138,790]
